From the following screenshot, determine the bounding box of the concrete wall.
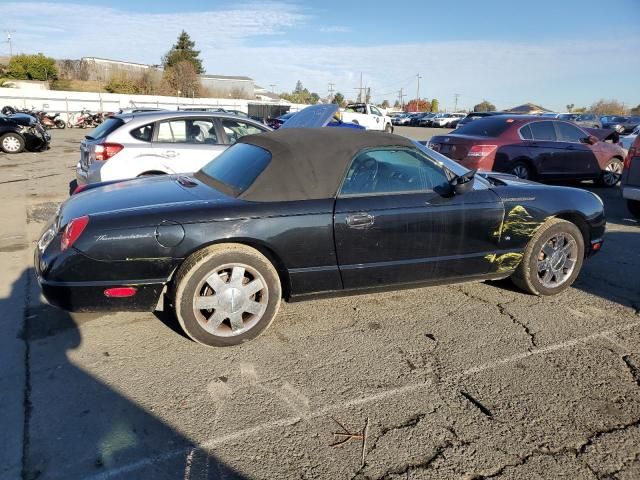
[0,87,307,122]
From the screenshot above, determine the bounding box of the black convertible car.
[0,112,50,154]
[36,128,605,347]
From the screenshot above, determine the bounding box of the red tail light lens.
[95,143,123,161]
[60,215,89,251]
[467,144,498,157]
[104,287,137,298]
[72,184,89,195]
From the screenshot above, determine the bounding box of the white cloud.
[318,26,352,33]
[2,2,638,110]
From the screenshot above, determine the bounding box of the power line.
[398,88,406,110]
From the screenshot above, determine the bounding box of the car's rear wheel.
[627,199,640,218]
[173,244,282,347]
[511,218,584,296]
[384,123,392,133]
[0,133,25,154]
[509,161,533,180]
[597,158,623,187]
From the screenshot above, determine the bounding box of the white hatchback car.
[76,111,271,186]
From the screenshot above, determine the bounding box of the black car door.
[333,147,504,289]
[524,120,567,177]
[553,121,600,178]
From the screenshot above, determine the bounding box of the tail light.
[72,184,89,195]
[60,215,89,251]
[467,145,498,158]
[94,143,123,161]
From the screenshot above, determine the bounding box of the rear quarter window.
[453,117,512,138]
[87,117,123,139]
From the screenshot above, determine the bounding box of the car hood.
[280,104,339,129]
[59,175,225,225]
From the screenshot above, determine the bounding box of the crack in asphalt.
[21,271,33,480]
[454,287,537,350]
[622,355,640,388]
[378,441,454,480]
[471,417,640,479]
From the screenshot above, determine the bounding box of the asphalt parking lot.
[1,127,639,480]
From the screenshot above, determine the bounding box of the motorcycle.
[38,111,66,129]
[2,105,17,115]
[68,109,94,129]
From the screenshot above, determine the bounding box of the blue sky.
[2,0,639,110]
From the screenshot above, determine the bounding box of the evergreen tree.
[162,31,204,74]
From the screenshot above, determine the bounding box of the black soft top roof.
[237,128,415,201]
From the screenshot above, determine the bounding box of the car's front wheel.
[511,218,584,296]
[627,199,640,218]
[173,244,282,347]
[0,133,25,154]
[596,158,623,187]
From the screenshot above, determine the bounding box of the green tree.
[380,99,390,108]
[162,30,204,74]
[566,103,574,112]
[630,104,640,114]
[393,100,400,108]
[473,100,496,112]
[294,80,304,93]
[280,82,321,104]
[430,99,439,112]
[6,53,57,81]
[333,92,345,106]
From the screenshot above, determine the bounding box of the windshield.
[413,140,469,177]
[453,117,512,137]
[197,143,271,196]
[86,117,124,140]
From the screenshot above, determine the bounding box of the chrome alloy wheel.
[536,233,578,288]
[512,164,529,179]
[602,161,623,186]
[193,263,268,337]
[2,135,21,152]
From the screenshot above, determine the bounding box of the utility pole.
[416,73,422,105]
[269,84,276,93]
[5,30,15,57]
[328,82,335,101]
[454,93,460,112]
[359,72,363,103]
[398,88,406,110]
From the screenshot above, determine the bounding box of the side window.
[556,122,586,143]
[221,120,266,144]
[156,119,218,144]
[529,121,557,141]
[519,124,533,140]
[340,148,449,196]
[370,106,382,116]
[130,123,153,142]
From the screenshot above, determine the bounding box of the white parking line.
[85,319,640,480]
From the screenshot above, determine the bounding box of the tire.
[173,244,282,347]
[509,161,533,180]
[55,120,66,129]
[511,218,584,296]
[627,199,640,218]
[0,133,25,154]
[384,123,392,133]
[596,158,623,187]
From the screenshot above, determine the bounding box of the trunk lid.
[428,134,487,161]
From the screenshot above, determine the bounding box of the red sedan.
[428,115,626,186]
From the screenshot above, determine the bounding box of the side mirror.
[450,169,476,195]
[585,135,598,145]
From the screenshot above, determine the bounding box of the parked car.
[339,103,393,132]
[428,115,626,186]
[619,115,640,134]
[620,126,639,151]
[431,113,465,128]
[269,105,364,130]
[0,112,50,154]
[621,134,640,218]
[76,111,271,187]
[392,113,412,126]
[601,116,628,133]
[456,111,503,129]
[267,112,295,129]
[36,128,605,347]
[418,113,438,127]
[557,113,580,122]
[407,112,428,126]
[574,113,602,129]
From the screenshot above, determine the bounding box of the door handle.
[346,213,374,228]
[164,150,178,158]
[566,145,578,150]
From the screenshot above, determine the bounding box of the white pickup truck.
[339,103,394,132]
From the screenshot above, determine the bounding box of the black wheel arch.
[553,212,590,255]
